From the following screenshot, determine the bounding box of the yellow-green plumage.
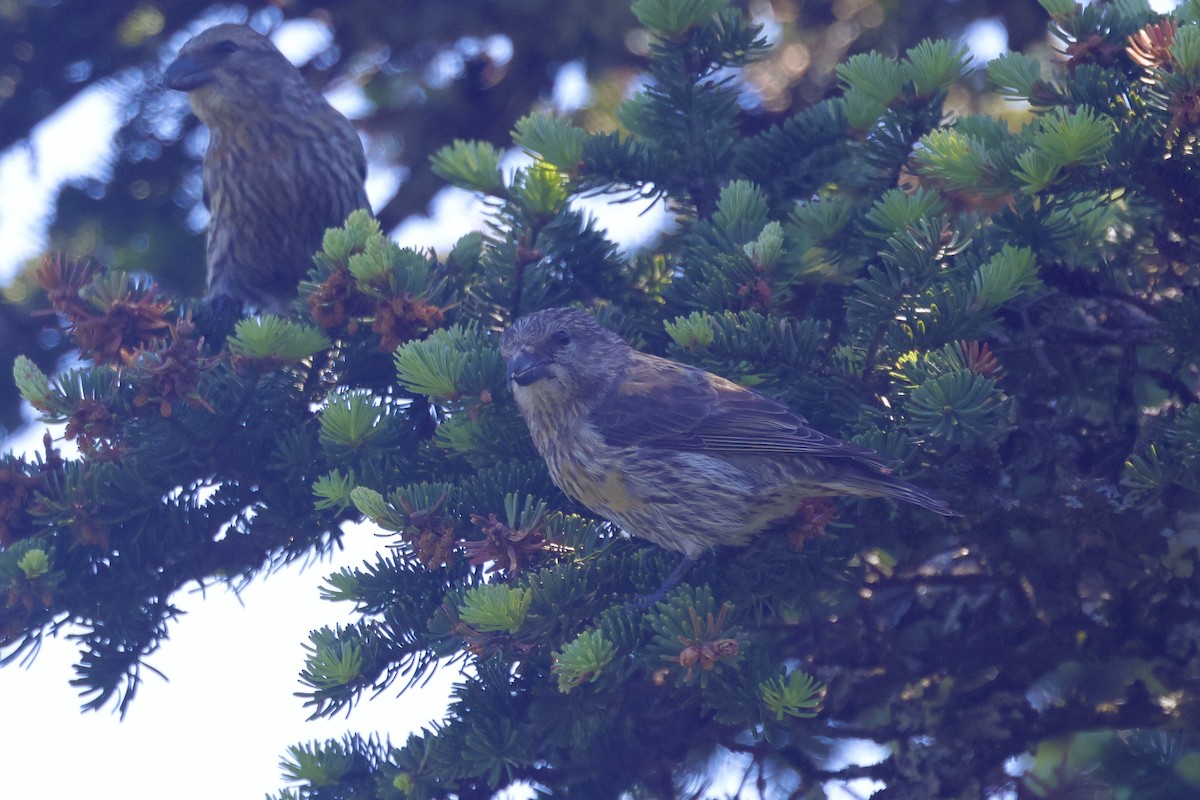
[501,307,955,560]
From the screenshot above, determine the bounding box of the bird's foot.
[625,554,696,611]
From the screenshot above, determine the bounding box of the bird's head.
[500,307,628,414]
[163,24,303,127]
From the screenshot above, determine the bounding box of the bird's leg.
[627,554,696,610]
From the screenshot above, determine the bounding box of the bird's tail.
[838,469,959,517]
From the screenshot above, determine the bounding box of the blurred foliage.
[0,0,1047,435]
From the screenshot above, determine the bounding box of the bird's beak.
[507,351,552,387]
[163,55,215,92]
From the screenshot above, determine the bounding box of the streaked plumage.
[164,24,368,313]
[501,307,955,560]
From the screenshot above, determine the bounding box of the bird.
[163,23,369,315]
[501,307,956,584]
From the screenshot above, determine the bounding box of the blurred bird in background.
[164,23,368,316]
[502,307,956,586]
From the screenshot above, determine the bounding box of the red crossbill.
[501,307,955,565]
[164,24,368,314]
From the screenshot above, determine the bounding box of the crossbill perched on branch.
[164,23,369,314]
[501,307,955,575]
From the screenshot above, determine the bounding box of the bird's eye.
[213,39,240,56]
[552,329,571,347]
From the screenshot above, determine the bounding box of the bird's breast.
[524,413,637,513]
[556,460,637,514]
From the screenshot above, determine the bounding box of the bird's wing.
[592,353,883,462]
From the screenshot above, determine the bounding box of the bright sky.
[0,492,459,799]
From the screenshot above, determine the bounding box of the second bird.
[164,23,368,314]
[502,307,956,567]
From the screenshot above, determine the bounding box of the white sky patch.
[326,83,372,119]
[393,187,491,251]
[0,83,123,283]
[573,192,675,256]
[461,34,514,68]
[4,416,72,462]
[365,162,408,214]
[749,0,783,46]
[272,18,334,64]
[1,517,458,800]
[4,407,460,799]
[502,146,536,176]
[818,737,890,798]
[426,35,514,90]
[499,147,676,254]
[483,34,514,66]
[825,777,888,798]
[426,48,465,89]
[962,18,1008,66]
[494,783,538,800]
[553,61,592,113]
[394,144,674,257]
